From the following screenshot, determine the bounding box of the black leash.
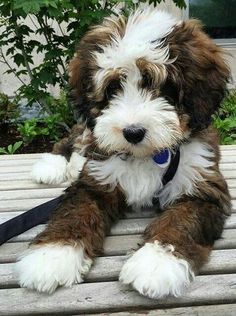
[0,196,62,246]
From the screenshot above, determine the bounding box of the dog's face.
[70,5,229,158]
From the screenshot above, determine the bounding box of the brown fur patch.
[144,198,226,272]
[165,20,230,131]
[33,167,126,258]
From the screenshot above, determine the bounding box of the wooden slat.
[93,304,236,316]
[0,188,64,200]
[1,229,235,263]
[0,180,68,191]
[220,145,236,150]
[0,153,42,160]
[1,274,236,315]
[219,163,236,171]
[0,198,53,212]
[0,173,31,181]
[0,166,34,173]
[1,249,236,289]
[220,156,236,163]
[0,159,39,167]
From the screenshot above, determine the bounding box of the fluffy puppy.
[16,5,231,299]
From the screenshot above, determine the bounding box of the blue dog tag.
[152,149,170,167]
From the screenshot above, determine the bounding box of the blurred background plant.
[213,90,236,145]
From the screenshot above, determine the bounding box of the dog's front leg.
[16,171,122,294]
[120,199,227,299]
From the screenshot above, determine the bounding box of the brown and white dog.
[16,5,231,299]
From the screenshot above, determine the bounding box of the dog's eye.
[142,72,152,89]
[105,79,121,100]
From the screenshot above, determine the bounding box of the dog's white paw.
[15,244,92,294]
[119,241,194,299]
[31,153,68,185]
[66,152,87,183]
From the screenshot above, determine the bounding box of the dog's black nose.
[123,126,146,144]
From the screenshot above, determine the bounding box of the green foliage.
[17,118,41,143]
[0,92,19,124]
[0,141,23,154]
[0,0,185,128]
[213,90,236,145]
[17,114,63,144]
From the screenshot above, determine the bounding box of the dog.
[16,4,231,299]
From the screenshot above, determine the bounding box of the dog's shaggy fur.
[16,5,231,299]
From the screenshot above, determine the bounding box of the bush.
[0,0,186,132]
[0,92,19,124]
[213,90,236,145]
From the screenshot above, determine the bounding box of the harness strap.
[162,147,180,186]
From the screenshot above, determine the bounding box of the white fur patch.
[94,7,177,69]
[119,241,194,299]
[159,140,215,207]
[88,140,214,208]
[88,155,167,208]
[66,152,87,183]
[15,244,92,294]
[31,153,68,185]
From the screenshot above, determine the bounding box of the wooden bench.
[0,146,236,315]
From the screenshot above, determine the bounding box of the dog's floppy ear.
[167,20,230,131]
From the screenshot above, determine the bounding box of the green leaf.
[12,53,25,67]
[0,147,8,154]
[7,144,13,153]
[12,141,23,153]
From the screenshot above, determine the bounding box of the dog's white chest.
[87,156,166,207]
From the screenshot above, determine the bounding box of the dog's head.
[69,5,230,158]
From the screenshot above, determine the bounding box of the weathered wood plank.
[1,229,235,263]
[0,180,68,191]
[0,153,42,160]
[0,159,39,167]
[0,173,31,181]
[0,198,53,212]
[1,274,236,315]
[92,304,236,316]
[0,188,65,200]
[1,214,235,242]
[0,166,33,173]
[220,145,236,150]
[1,249,236,289]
